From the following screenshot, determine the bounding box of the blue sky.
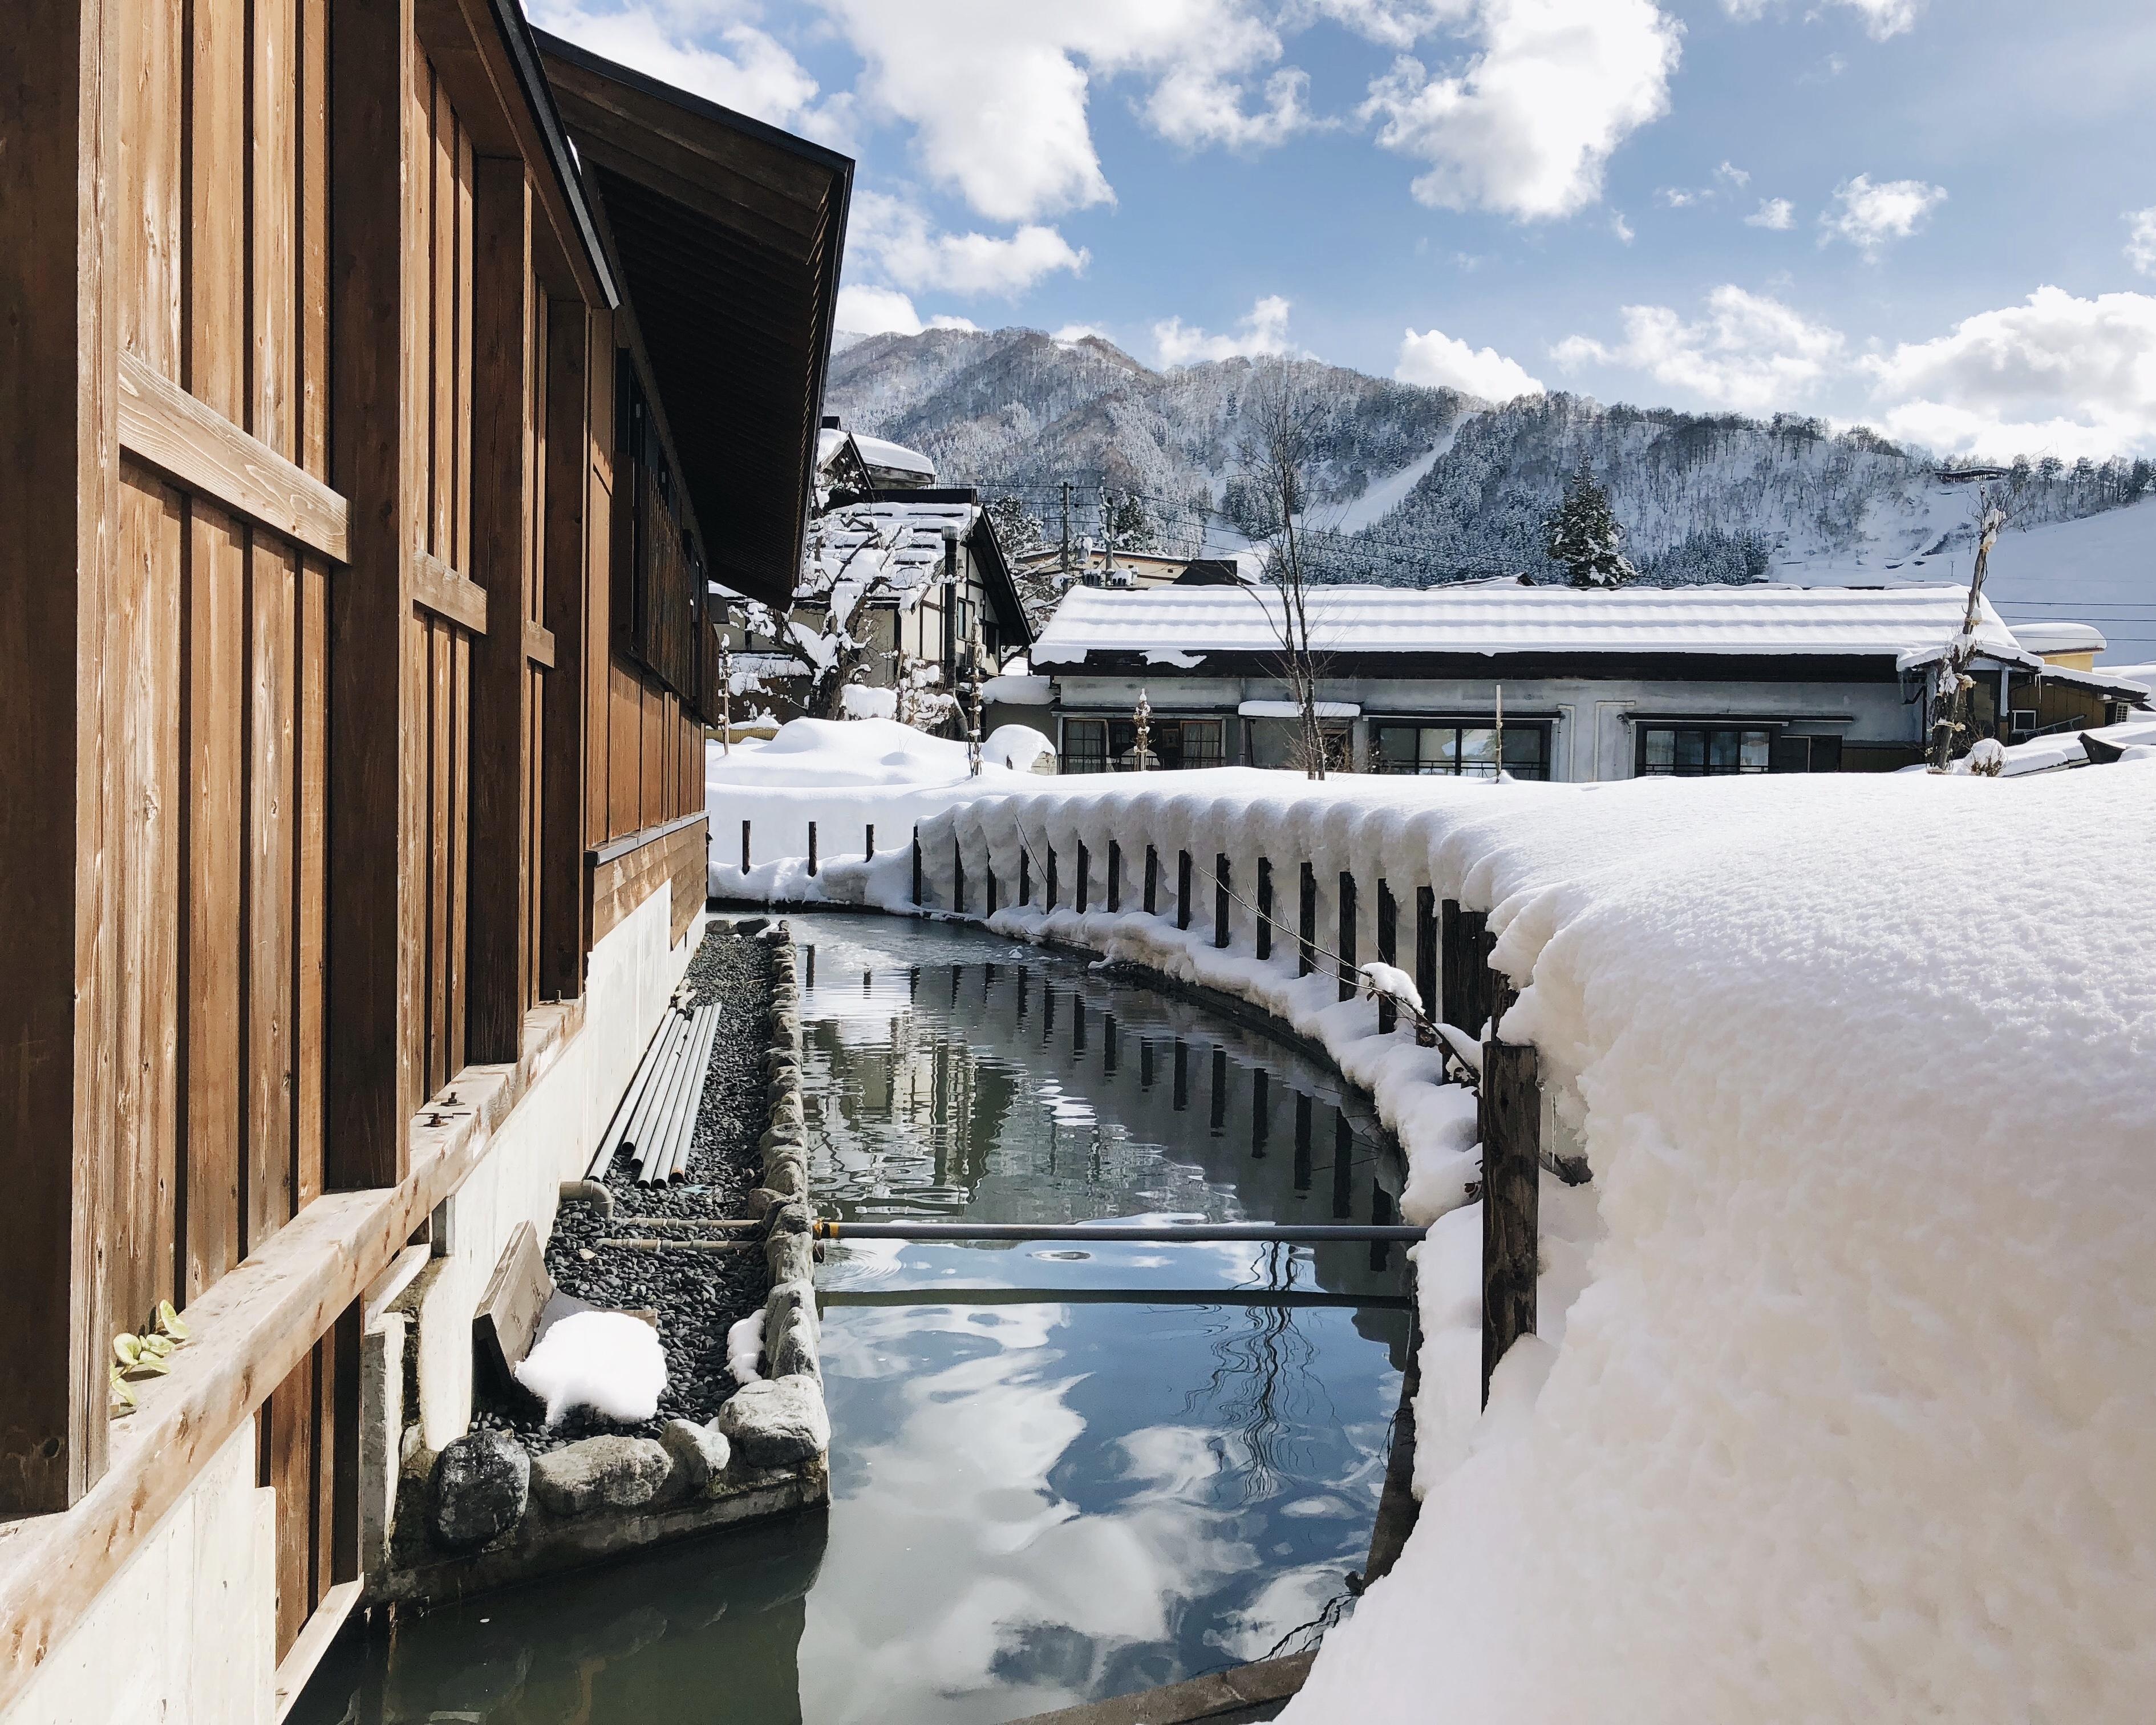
[532,0,2156,460]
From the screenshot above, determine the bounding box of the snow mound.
[727,1313,764,1386]
[984,724,1055,773]
[513,1311,668,1427]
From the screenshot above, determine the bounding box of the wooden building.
[0,2,846,1715]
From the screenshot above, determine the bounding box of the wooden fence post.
[1376,880,1398,1034]
[1047,845,1059,910]
[741,819,751,874]
[951,837,963,913]
[1108,840,1121,910]
[1019,845,1031,906]
[1338,870,1358,1002]
[1257,858,1274,960]
[865,823,875,860]
[911,827,922,905]
[1441,900,1494,1035]
[1177,850,1192,931]
[1144,844,1158,913]
[807,821,818,877]
[1076,841,1089,913]
[1298,861,1316,975]
[1414,886,1437,1046]
[986,866,998,916]
[1214,854,1231,948]
[1480,1031,1539,1406]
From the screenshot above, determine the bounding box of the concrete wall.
[1048,671,1918,782]
[5,1427,273,1725]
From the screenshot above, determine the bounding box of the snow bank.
[514,1311,668,1427]
[890,764,2154,1720]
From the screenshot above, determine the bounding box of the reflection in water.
[294,913,1407,1725]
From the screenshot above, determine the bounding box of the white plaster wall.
[6,1425,273,1725]
[411,881,703,1448]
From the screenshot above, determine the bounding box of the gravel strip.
[475,922,777,1458]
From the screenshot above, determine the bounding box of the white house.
[1001,581,2150,780]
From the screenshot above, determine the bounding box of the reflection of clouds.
[803,1308,1267,1725]
[1207,1561,1351,1664]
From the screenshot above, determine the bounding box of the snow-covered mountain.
[825,327,2154,593]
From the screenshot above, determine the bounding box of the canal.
[297,913,1412,1724]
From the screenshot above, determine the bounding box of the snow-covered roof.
[2011,620,2107,657]
[800,499,979,601]
[1239,698,1361,719]
[816,426,936,484]
[1032,580,2030,667]
[2032,661,2150,699]
[979,673,1052,705]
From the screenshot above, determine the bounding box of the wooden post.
[1019,845,1031,906]
[1338,870,1358,1002]
[1047,845,1059,910]
[1376,880,1398,1034]
[1298,861,1316,975]
[1214,853,1231,949]
[911,826,922,905]
[986,866,998,916]
[1076,841,1089,913]
[539,299,593,1003]
[1414,886,1437,1046]
[1177,850,1192,930]
[865,823,874,860]
[0,0,121,1508]
[326,0,422,1192]
[1257,858,1273,960]
[1107,839,1121,910]
[1144,844,1158,913]
[1441,900,1493,1035]
[740,819,751,873]
[1480,1034,1539,1406]
[465,159,536,1063]
[807,821,818,876]
[950,836,963,912]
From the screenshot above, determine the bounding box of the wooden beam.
[587,813,706,946]
[465,156,535,1063]
[115,354,348,561]
[538,298,591,1002]
[0,0,119,1516]
[325,0,422,1191]
[411,548,488,634]
[0,997,583,1714]
[522,617,556,668]
[1480,1035,1539,1406]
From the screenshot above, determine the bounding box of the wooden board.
[472,1219,553,1400]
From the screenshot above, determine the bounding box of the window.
[1061,716,1225,773]
[1373,720,1548,780]
[1638,725,1773,777]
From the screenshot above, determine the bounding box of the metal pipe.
[588,1010,690,1180]
[633,1007,706,1183]
[814,1220,1424,1243]
[652,1005,720,1183]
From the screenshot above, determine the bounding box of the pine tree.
[1544,459,1637,588]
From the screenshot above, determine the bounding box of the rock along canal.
[297,912,1413,1724]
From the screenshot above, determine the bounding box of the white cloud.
[1358,0,1682,220]
[1295,0,1452,50]
[528,1,832,135]
[1611,212,1635,244]
[817,0,1314,224]
[834,285,978,337]
[1862,287,2156,460]
[1657,186,1703,208]
[1396,326,1544,399]
[1716,160,1750,188]
[1053,323,1115,346]
[1721,0,1923,39]
[848,191,1088,298]
[1745,197,1795,230]
[2126,207,2156,277]
[1552,285,1845,412]
[1153,294,1298,366]
[1818,173,1947,256]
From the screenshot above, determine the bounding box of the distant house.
[817,418,939,496]
[1008,546,1264,593]
[1005,581,2151,779]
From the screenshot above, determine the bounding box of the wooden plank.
[186,502,247,1299]
[250,0,297,458]
[247,537,298,1252]
[453,123,476,575]
[297,0,330,478]
[424,618,451,1096]
[465,156,536,1063]
[472,1220,552,1399]
[261,1346,315,1661]
[0,0,122,1513]
[118,0,183,374]
[449,629,472,1079]
[429,67,454,562]
[294,556,327,1208]
[523,617,557,667]
[272,1578,360,1723]
[116,354,350,562]
[411,546,487,632]
[1480,1037,1539,1406]
[539,299,590,999]
[0,997,583,1710]
[189,0,247,420]
[587,815,708,946]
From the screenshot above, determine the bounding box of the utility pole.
[1060,479,1073,588]
[1099,484,1116,587]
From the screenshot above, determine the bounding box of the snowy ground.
[709,725,2156,1719]
[1778,491,2156,665]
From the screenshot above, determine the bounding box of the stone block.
[431,1431,530,1551]
[530,1436,672,1518]
[716,1375,830,1468]
[660,1417,732,1496]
